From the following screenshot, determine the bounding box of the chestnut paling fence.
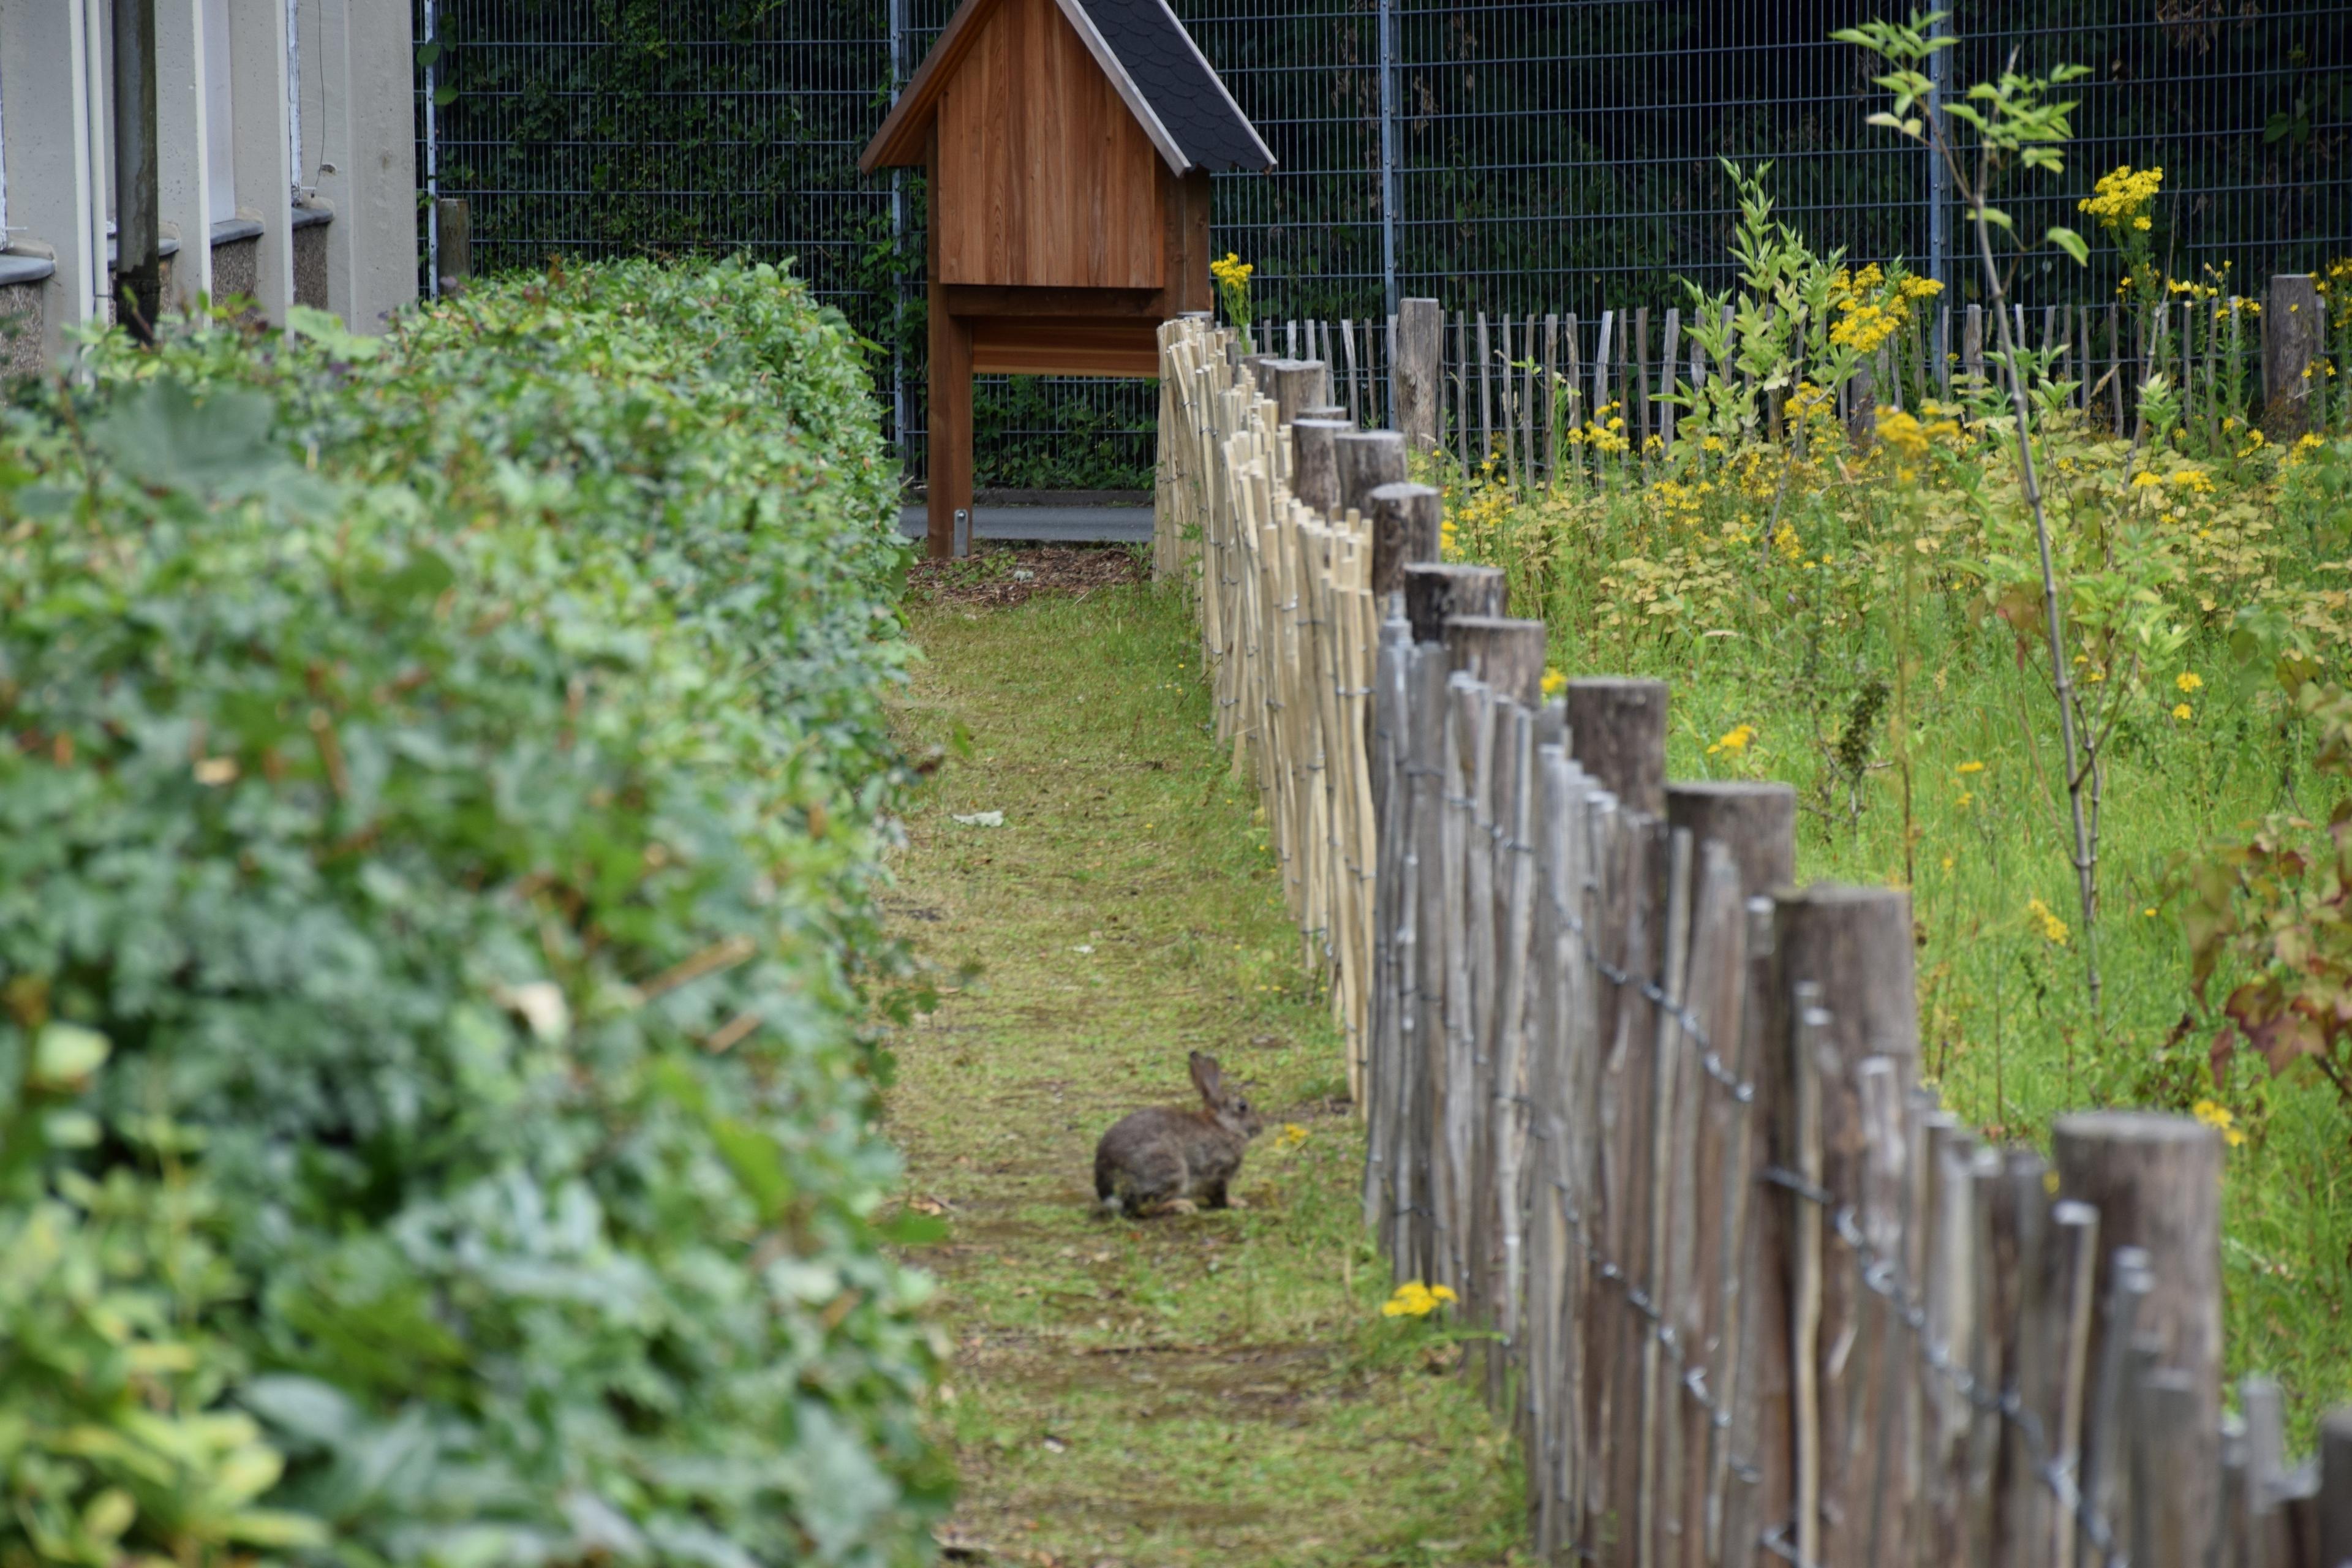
[1215,278,2343,505]
[1152,313,2352,1566]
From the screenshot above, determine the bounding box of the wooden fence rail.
[1152,314,2352,1567]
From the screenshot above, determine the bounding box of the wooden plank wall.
[936,0,1164,290]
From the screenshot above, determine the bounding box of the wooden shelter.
[859,0,1273,556]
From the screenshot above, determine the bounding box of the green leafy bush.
[0,260,944,1565]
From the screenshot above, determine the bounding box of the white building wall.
[0,0,413,368]
[0,4,100,360]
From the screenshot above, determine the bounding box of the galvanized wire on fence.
[413,0,2352,488]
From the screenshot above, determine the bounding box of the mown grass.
[883,561,1528,1567]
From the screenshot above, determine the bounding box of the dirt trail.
[884,557,1525,1567]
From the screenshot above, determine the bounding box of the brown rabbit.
[1093,1051,1264,1216]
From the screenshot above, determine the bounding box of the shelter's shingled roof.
[1071,0,1274,173]
[859,0,1273,175]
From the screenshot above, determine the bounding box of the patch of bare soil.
[907,545,1145,610]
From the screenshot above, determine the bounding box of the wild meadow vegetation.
[1420,25,2352,1441]
[0,262,946,1564]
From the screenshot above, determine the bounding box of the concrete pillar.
[156,0,214,312]
[0,2,102,358]
[223,0,291,322]
[296,0,417,331]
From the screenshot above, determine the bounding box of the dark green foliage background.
[0,260,946,1566]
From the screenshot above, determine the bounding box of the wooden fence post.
[1273,358,1328,426]
[1666,780,1797,901]
[1441,616,1547,706]
[2052,1111,2225,1557]
[1564,676,1668,817]
[1366,481,1442,597]
[1336,429,1409,521]
[1768,884,1919,1568]
[2264,273,2323,437]
[2320,1407,2352,1568]
[1292,417,1351,518]
[1401,562,1506,644]
[1396,298,1445,453]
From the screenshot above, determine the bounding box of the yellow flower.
[2026,895,2070,946]
[1941,854,1955,871]
[2174,703,2194,722]
[1381,1281,1458,1318]
[2176,671,2203,693]
[2169,467,2216,494]
[1708,723,1757,757]
[1956,760,1986,775]
[2079,165,2163,231]
[2130,470,2163,489]
[1541,668,1567,700]
[1875,407,1929,461]
[2192,1099,2246,1148]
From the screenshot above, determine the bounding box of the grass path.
[883,563,1526,1567]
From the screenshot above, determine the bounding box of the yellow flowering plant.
[1210,252,1256,347]
[1381,1281,1459,1319]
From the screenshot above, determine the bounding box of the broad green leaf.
[2045,225,2090,266]
[30,1022,109,1089]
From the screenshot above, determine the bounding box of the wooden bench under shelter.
[859,0,1274,557]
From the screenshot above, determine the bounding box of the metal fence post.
[1377,0,1399,320]
[1928,11,1951,297]
[422,0,438,298]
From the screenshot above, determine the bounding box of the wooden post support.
[2264,273,2323,437]
[1366,480,1442,596]
[2052,1110,2225,1556]
[1401,562,1506,644]
[1292,418,1351,519]
[435,197,472,293]
[925,130,973,561]
[1298,402,1348,422]
[1666,781,1798,902]
[1335,429,1409,520]
[2320,1406,2352,1568]
[1440,614,1547,706]
[1564,677,1668,817]
[1396,298,1444,453]
[1962,303,1984,386]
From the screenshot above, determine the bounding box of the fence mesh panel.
[416,0,2352,488]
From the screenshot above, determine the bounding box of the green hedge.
[0,260,946,1566]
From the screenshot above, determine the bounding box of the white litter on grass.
[951,810,1005,827]
[1071,944,1094,955]
[1011,568,1036,581]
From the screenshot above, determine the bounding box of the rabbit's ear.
[1189,1051,1225,1106]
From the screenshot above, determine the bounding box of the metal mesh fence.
[415,0,2352,489]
